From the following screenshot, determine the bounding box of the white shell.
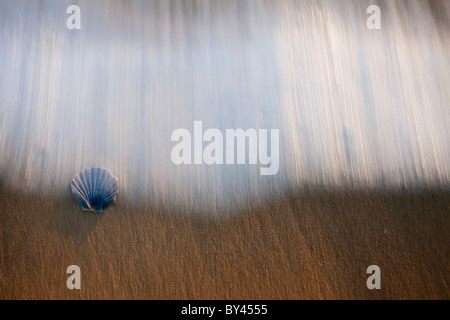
[71,167,119,212]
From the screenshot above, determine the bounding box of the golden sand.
[1,187,448,299]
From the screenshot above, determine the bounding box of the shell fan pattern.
[71,167,119,212]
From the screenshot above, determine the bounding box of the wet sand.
[1,187,448,299]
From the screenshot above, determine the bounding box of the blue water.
[0,0,449,213]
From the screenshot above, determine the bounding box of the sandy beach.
[1,0,449,300]
[1,186,448,300]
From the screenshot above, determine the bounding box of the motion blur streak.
[0,0,449,213]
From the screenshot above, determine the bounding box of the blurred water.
[0,0,449,213]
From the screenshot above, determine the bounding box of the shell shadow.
[45,191,104,243]
[46,167,119,243]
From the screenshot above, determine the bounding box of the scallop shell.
[71,167,119,212]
